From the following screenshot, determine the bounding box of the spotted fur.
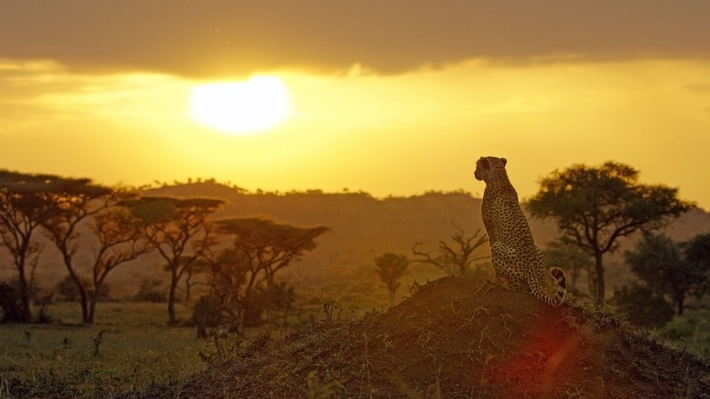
[474,156,566,307]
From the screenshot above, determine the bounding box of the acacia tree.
[0,171,85,322]
[374,253,409,305]
[625,232,710,315]
[41,181,123,323]
[528,162,693,305]
[201,218,328,333]
[126,197,223,325]
[412,227,488,276]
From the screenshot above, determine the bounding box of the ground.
[122,276,710,399]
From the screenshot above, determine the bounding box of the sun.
[189,76,291,135]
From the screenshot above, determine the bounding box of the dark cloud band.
[1,0,708,77]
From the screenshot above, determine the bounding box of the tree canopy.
[0,170,111,322]
[375,252,409,305]
[199,218,329,333]
[124,196,224,324]
[527,161,693,304]
[626,232,710,315]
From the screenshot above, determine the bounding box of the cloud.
[683,83,710,94]
[1,0,709,78]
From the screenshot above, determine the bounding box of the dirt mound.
[126,276,710,398]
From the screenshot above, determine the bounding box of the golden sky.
[1,1,710,209]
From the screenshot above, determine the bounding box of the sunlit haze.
[1,2,710,209]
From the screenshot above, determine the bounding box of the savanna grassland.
[0,302,204,398]
[2,182,710,398]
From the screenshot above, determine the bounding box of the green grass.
[0,283,395,399]
[0,302,206,398]
[661,307,710,358]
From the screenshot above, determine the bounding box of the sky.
[1,1,710,209]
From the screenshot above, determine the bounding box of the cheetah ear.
[480,158,490,169]
[501,158,507,166]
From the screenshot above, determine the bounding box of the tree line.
[0,171,328,332]
[3,161,709,333]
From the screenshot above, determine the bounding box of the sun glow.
[189,76,291,135]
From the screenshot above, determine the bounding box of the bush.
[54,276,80,302]
[133,280,166,303]
[0,281,24,323]
[54,276,111,302]
[612,283,675,329]
[193,294,222,338]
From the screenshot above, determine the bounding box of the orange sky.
[1,1,710,210]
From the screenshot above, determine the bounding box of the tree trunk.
[69,272,90,324]
[594,253,605,306]
[87,295,97,324]
[167,269,179,325]
[676,294,685,316]
[17,265,32,323]
[80,290,90,324]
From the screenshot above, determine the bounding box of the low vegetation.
[121,276,709,399]
[0,303,203,398]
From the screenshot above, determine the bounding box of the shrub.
[133,280,166,303]
[612,283,675,329]
[0,281,23,323]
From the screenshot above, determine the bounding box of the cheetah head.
[474,156,508,182]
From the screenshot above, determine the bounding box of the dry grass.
[122,276,710,399]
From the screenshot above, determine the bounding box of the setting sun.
[188,76,291,135]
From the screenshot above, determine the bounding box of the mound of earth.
[127,276,710,398]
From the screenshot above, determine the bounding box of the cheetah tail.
[548,267,567,307]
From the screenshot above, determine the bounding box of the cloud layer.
[1,0,709,77]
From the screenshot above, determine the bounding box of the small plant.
[306,371,341,399]
[34,291,54,324]
[199,331,243,365]
[323,298,338,322]
[320,288,342,323]
[93,329,110,357]
[0,375,9,399]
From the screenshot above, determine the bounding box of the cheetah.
[474,156,566,307]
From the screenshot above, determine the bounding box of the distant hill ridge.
[139,182,710,301]
[3,182,709,301]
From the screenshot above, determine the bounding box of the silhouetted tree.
[125,197,223,324]
[41,182,149,324]
[374,253,409,305]
[528,162,693,305]
[201,218,328,334]
[412,227,488,276]
[625,232,710,315]
[83,207,153,322]
[0,171,89,322]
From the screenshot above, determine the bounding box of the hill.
[123,275,710,398]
